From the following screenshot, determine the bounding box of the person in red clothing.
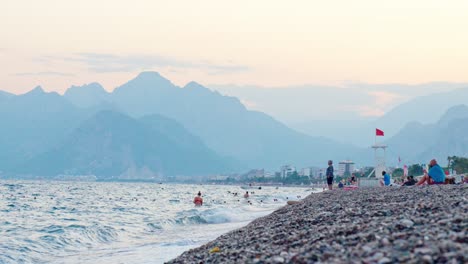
[193,191,203,206]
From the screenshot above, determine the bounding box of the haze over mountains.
[65,72,362,169]
[0,72,362,179]
[211,83,468,147]
[386,104,468,165]
[1,72,467,179]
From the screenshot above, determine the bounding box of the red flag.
[376,128,384,136]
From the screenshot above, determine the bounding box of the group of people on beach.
[326,160,358,190]
[194,158,460,205]
[327,158,460,190]
[381,159,448,187]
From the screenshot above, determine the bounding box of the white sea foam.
[0,180,316,263]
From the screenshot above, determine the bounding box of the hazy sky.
[2,1,468,100]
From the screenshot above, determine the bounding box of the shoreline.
[168,185,467,263]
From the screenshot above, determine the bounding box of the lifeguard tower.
[371,143,387,179]
[360,129,388,187]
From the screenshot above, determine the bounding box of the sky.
[2,0,468,119]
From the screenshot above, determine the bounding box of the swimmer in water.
[244,191,249,198]
[193,191,203,206]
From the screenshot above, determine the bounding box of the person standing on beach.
[326,160,334,190]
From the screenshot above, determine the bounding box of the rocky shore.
[169,185,467,263]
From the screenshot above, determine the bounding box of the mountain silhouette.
[385,104,468,165]
[18,111,235,178]
[64,82,110,108]
[0,86,86,169]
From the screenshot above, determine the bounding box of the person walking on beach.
[326,160,334,190]
[193,191,203,206]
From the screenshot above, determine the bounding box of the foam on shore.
[169,185,467,263]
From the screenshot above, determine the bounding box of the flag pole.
[374,129,376,146]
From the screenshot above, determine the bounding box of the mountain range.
[210,82,468,147]
[1,72,467,179]
[16,111,232,178]
[0,72,362,179]
[386,104,468,165]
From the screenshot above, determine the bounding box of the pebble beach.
[169,185,467,263]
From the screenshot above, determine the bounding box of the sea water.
[0,180,317,264]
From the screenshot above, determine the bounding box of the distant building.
[244,169,265,179]
[299,167,311,177]
[209,175,230,181]
[280,165,296,178]
[307,167,325,179]
[338,160,355,176]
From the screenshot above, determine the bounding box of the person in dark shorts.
[402,175,416,186]
[326,160,334,190]
[350,173,357,185]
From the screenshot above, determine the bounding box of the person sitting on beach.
[193,191,203,206]
[445,176,456,184]
[416,159,446,185]
[380,171,391,186]
[244,191,249,198]
[326,160,334,190]
[402,175,417,186]
[463,175,468,184]
[338,180,344,189]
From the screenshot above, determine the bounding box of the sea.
[0,180,318,264]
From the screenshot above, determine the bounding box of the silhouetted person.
[326,160,334,190]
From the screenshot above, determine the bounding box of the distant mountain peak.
[137,71,163,78]
[65,82,107,95]
[114,71,176,93]
[132,71,170,84]
[437,104,468,127]
[184,81,211,92]
[184,81,203,88]
[443,104,468,114]
[26,86,45,95]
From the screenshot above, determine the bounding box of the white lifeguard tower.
[360,129,388,187]
[370,143,387,179]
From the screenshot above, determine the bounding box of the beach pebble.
[272,256,284,263]
[168,185,467,264]
[398,219,414,228]
[415,247,433,255]
[378,257,392,264]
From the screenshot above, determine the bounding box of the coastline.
[168,185,467,263]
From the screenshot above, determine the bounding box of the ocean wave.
[0,181,312,263]
[162,206,264,226]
